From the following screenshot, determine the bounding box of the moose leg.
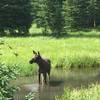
[43,73,47,84]
[38,73,41,84]
[48,71,50,80]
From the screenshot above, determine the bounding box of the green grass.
[56,84,100,100]
[0,30,100,75]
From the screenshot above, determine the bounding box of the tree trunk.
[0,29,5,36]
[93,19,96,28]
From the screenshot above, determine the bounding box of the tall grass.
[56,84,100,100]
[0,30,100,75]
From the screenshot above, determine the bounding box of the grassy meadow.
[1,28,100,100]
[0,30,100,76]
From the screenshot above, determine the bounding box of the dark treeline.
[0,0,100,36]
[0,0,33,36]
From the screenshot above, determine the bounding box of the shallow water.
[12,68,100,100]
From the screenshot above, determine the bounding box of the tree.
[88,0,100,28]
[65,0,90,29]
[63,0,76,30]
[32,0,49,35]
[32,0,65,36]
[0,0,33,36]
[47,0,65,36]
[74,0,90,28]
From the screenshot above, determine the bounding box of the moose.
[29,50,51,84]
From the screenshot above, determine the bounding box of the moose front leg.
[38,73,41,84]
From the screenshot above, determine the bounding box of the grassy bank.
[56,84,100,100]
[0,30,100,75]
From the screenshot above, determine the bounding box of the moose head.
[29,50,41,64]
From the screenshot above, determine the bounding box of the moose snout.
[29,59,33,64]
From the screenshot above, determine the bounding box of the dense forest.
[0,0,100,36]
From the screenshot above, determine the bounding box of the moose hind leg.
[43,73,47,84]
[48,71,50,80]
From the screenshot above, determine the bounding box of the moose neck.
[36,58,43,67]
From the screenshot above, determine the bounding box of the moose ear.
[38,51,40,55]
[33,50,37,55]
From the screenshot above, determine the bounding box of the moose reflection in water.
[29,50,51,84]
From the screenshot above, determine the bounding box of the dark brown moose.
[29,50,51,84]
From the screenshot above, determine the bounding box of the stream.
[12,68,100,100]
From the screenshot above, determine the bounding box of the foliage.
[0,63,19,99]
[88,0,100,27]
[62,0,74,30]
[63,0,100,29]
[0,0,33,36]
[32,0,65,36]
[46,0,65,36]
[63,0,89,29]
[32,0,100,34]
[32,0,49,35]
[25,92,35,100]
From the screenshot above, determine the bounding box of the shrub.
[0,63,19,99]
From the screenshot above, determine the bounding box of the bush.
[25,92,36,100]
[0,63,19,99]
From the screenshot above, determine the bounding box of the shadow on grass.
[0,32,52,38]
[0,29,100,38]
[65,34,100,39]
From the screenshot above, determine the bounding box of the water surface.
[13,68,100,100]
